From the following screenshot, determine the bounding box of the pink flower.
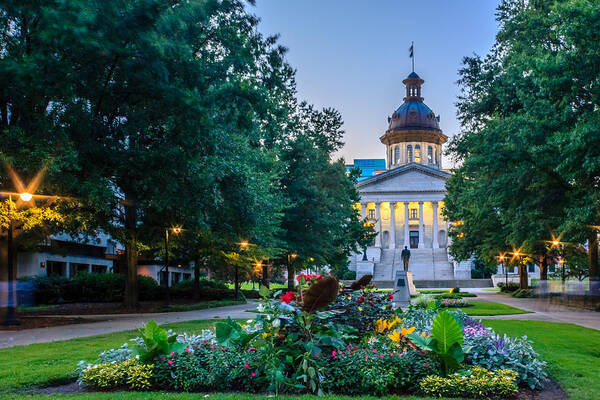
[197,345,201,349]
[170,352,174,356]
[161,357,165,361]
[365,355,369,360]
[211,346,215,350]
[251,372,256,377]
[372,349,377,353]
[167,360,173,365]
[244,364,249,369]
[184,348,189,352]
[331,350,336,357]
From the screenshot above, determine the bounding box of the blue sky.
[249,1,500,166]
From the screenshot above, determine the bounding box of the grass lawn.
[481,319,600,400]
[443,301,531,316]
[481,288,499,292]
[167,299,246,312]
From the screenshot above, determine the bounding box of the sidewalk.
[0,302,257,349]
[470,291,600,330]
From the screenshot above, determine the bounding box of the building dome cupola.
[380,71,448,170]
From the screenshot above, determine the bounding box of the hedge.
[20,274,242,305]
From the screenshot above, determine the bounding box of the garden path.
[0,302,257,349]
[469,290,600,330]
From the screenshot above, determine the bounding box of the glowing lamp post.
[2,193,33,325]
[164,226,183,306]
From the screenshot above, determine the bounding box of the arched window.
[394,146,400,164]
[427,146,433,164]
[407,145,413,163]
[414,145,421,163]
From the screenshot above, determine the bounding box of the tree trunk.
[193,255,201,301]
[519,263,528,289]
[123,201,138,309]
[287,260,294,291]
[540,255,548,281]
[588,233,599,295]
[262,263,269,289]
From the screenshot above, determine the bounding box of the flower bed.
[78,276,547,397]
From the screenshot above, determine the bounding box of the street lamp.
[3,193,33,325]
[558,257,566,286]
[498,253,507,286]
[164,226,183,306]
[237,240,251,301]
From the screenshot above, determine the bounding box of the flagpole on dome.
[409,41,414,72]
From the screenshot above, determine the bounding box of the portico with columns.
[349,70,460,281]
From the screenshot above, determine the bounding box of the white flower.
[273,319,281,328]
[257,304,265,312]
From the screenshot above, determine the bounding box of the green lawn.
[481,288,500,292]
[443,301,531,316]
[482,320,600,400]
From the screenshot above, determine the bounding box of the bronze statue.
[401,246,411,271]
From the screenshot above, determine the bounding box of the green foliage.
[511,288,535,298]
[444,0,600,287]
[79,359,153,391]
[131,321,186,363]
[419,366,518,399]
[498,282,520,293]
[410,310,466,376]
[215,317,258,347]
[320,348,439,396]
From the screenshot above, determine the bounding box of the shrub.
[498,282,520,293]
[329,288,394,333]
[512,289,535,298]
[80,359,153,390]
[440,298,471,308]
[320,348,439,395]
[412,294,436,309]
[419,366,518,399]
[342,269,356,280]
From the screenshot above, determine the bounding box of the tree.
[445,0,600,293]
[276,104,365,289]
[0,0,296,307]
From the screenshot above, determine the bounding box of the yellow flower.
[401,326,416,336]
[387,330,402,343]
[262,332,270,339]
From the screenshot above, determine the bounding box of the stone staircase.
[373,248,454,281]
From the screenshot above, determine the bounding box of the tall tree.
[445,0,600,292]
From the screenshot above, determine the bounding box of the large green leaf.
[431,310,463,353]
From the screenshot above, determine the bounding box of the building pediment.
[356,163,449,193]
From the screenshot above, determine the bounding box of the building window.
[92,265,107,274]
[409,208,418,220]
[368,209,376,219]
[528,264,535,273]
[394,146,400,164]
[427,146,433,164]
[414,145,421,163]
[407,145,413,163]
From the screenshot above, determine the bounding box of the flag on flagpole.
[409,43,414,58]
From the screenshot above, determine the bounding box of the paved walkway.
[0,302,257,349]
[469,290,600,330]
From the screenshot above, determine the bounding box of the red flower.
[387,293,394,301]
[356,295,364,304]
[281,291,297,304]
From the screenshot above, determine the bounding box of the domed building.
[349,72,471,284]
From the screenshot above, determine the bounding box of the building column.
[432,201,439,249]
[389,202,396,249]
[360,202,366,220]
[403,201,410,248]
[418,201,424,249]
[375,202,381,247]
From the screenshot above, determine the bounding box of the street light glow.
[19,192,32,202]
[552,240,559,246]
[171,226,182,234]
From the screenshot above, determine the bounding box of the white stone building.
[349,72,472,283]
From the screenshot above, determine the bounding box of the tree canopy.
[445,0,600,291]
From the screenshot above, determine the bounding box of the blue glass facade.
[346,159,386,180]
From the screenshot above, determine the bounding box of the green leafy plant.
[410,310,468,376]
[419,366,518,399]
[215,317,259,347]
[131,320,186,363]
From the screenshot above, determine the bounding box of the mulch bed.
[0,315,107,331]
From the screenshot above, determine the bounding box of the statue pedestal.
[393,270,411,308]
[406,271,418,295]
[356,261,374,279]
